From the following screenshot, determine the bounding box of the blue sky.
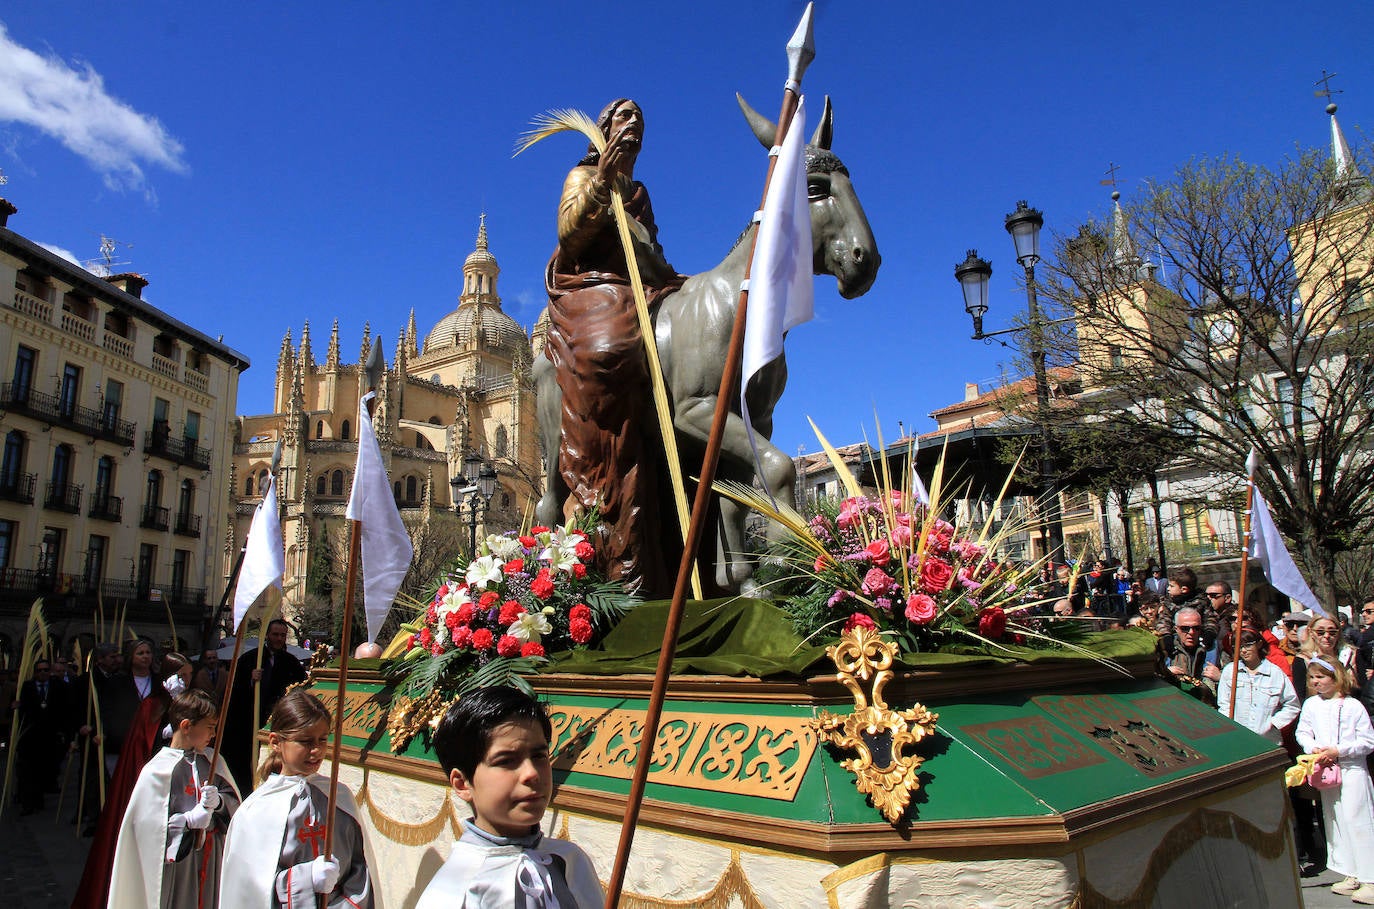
[1,1,1370,459]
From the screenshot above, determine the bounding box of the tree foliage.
[1040,144,1374,605]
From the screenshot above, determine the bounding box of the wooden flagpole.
[1228,459,1257,718]
[323,340,384,887]
[601,7,816,906]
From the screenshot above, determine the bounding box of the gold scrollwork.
[810,626,939,825]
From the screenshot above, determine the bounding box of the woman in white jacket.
[1217,630,1300,743]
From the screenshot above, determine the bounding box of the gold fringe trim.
[354,769,463,846]
[616,852,767,909]
[1078,807,1290,909]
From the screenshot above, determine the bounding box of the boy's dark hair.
[1168,566,1197,592]
[433,685,552,780]
[169,688,218,728]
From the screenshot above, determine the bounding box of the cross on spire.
[1314,70,1343,103]
[1100,162,1122,190]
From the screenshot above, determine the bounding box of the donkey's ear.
[737,93,776,149]
[810,95,833,150]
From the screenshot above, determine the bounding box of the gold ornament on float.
[810,626,939,824]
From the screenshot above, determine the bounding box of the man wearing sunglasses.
[1165,607,1220,705]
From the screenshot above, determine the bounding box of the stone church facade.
[229,217,543,622]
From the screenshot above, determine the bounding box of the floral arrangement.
[720,427,1114,662]
[382,520,636,750]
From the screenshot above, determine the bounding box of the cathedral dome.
[424,303,528,359]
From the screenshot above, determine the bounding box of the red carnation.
[571,562,587,579]
[978,606,1007,640]
[574,540,595,560]
[455,603,476,625]
[569,617,594,644]
[498,601,525,626]
[496,634,521,658]
[431,641,446,655]
[470,628,494,651]
[451,626,473,649]
[844,612,877,632]
[519,535,537,549]
[436,583,450,599]
[407,633,418,651]
[569,603,592,623]
[478,590,501,608]
[530,525,550,534]
[503,558,526,574]
[521,641,546,658]
[919,556,955,594]
[444,611,461,631]
[419,627,434,648]
[425,604,438,624]
[530,569,555,599]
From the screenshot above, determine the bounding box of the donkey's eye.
[807,175,830,200]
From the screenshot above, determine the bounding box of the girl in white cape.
[220,690,374,908]
[108,687,241,908]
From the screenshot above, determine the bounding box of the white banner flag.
[346,392,415,642]
[1248,484,1325,616]
[232,473,284,631]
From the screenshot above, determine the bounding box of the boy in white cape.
[416,686,604,909]
[108,688,241,908]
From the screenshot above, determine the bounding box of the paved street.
[0,798,90,908]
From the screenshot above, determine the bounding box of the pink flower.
[920,556,954,593]
[470,628,494,651]
[813,554,828,573]
[530,569,555,599]
[569,617,593,645]
[889,490,907,509]
[956,540,985,562]
[521,641,546,658]
[837,497,866,528]
[827,588,852,608]
[956,567,981,590]
[905,593,937,625]
[891,524,913,548]
[861,567,895,596]
[451,626,473,649]
[925,520,954,554]
[864,539,891,567]
[496,634,521,658]
[844,612,877,632]
[978,607,1007,639]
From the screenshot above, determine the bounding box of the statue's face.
[609,102,643,149]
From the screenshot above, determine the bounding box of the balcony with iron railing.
[143,429,211,471]
[140,503,170,531]
[0,472,36,504]
[88,493,123,523]
[174,511,202,538]
[0,568,206,608]
[43,481,83,513]
[0,383,136,446]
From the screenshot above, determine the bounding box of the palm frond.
[514,109,604,157]
[459,656,547,698]
[807,417,862,499]
[712,479,816,547]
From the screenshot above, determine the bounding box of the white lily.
[509,610,552,643]
[465,555,504,589]
[484,535,524,561]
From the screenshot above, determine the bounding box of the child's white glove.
[310,856,340,894]
[181,804,213,830]
[198,785,221,810]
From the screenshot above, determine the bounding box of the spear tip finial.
[786,3,816,86]
[365,339,386,390]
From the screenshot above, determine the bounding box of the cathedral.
[229,217,543,622]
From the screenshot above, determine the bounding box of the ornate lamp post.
[450,452,498,557]
[955,201,1066,567]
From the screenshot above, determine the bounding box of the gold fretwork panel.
[317,688,389,741]
[547,705,818,801]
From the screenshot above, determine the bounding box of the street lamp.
[955,200,1066,567]
[450,453,498,557]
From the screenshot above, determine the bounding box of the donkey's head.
[738,94,880,299]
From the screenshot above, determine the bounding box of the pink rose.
[864,539,891,566]
[920,556,955,593]
[905,594,937,625]
[861,567,895,596]
[837,497,866,529]
[844,612,877,632]
[978,606,1007,639]
[891,524,913,548]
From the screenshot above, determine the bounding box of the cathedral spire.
[476,212,489,252]
[359,321,372,365]
[1110,190,1140,271]
[326,319,340,371]
[276,328,294,412]
[299,319,316,369]
[1328,102,1355,181]
[407,308,419,358]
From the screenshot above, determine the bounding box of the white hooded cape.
[107,747,241,909]
[414,831,604,909]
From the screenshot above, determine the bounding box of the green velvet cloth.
[548,598,1159,678]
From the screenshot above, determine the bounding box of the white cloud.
[0,23,186,191]
[37,242,88,269]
